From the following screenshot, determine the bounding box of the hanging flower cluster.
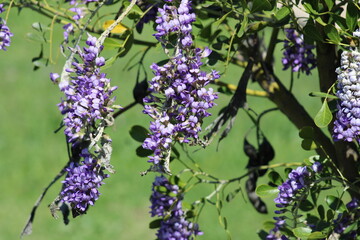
[0,4,13,51]
[142,0,219,172]
[150,176,202,240]
[333,40,360,142]
[51,34,117,215]
[61,148,109,215]
[51,34,118,144]
[282,28,316,75]
[274,162,321,208]
[267,162,322,239]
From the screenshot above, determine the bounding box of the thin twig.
[20,163,69,238]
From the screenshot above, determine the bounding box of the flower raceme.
[51,34,118,144]
[0,4,13,51]
[267,162,322,239]
[51,34,117,215]
[150,176,202,240]
[142,0,219,172]
[282,28,316,75]
[333,40,360,142]
[61,148,109,215]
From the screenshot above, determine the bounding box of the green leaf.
[331,14,348,32]
[309,92,338,99]
[118,32,134,58]
[324,0,334,10]
[255,184,279,198]
[32,58,48,68]
[317,205,325,220]
[237,14,248,38]
[103,38,124,49]
[346,2,359,32]
[123,0,143,15]
[324,24,341,44]
[275,7,290,21]
[267,171,283,186]
[31,22,50,32]
[214,11,232,28]
[303,24,323,42]
[262,221,275,231]
[326,195,346,212]
[299,199,315,211]
[307,231,327,239]
[303,3,319,15]
[257,230,268,239]
[326,209,334,222]
[292,227,312,238]
[301,139,318,151]
[299,126,314,139]
[129,125,149,142]
[26,32,46,43]
[314,100,333,128]
[149,219,162,229]
[251,0,272,13]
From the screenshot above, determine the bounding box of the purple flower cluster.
[0,4,13,51]
[333,47,360,142]
[282,28,316,75]
[143,0,219,169]
[274,165,311,207]
[154,0,196,43]
[51,34,117,143]
[61,148,108,215]
[63,23,74,42]
[150,176,202,240]
[67,0,97,21]
[267,163,322,239]
[332,198,359,239]
[266,217,289,240]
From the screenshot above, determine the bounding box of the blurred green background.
[0,6,324,240]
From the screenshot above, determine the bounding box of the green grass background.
[0,7,324,240]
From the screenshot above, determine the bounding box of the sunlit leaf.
[102,20,128,34]
[324,24,341,44]
[255,184,279,198]
[293,227,312,238]
[314,100,333,128]
[251,0,272,13]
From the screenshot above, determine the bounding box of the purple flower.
[143,0,219,171]
[333,48,360,142]
[54,34,117,143]
[50,73,60,83]
[274,163,320,208]
[150,176,202,240]
[70,7,86,21]
[0,4,5,13]
[311,161,322,173]
[332,198,359,238]
[61,148,108,215]
[63,23,74,42]
[282,28,316,75]
[266,217,289,240]
[0,19,13,51]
